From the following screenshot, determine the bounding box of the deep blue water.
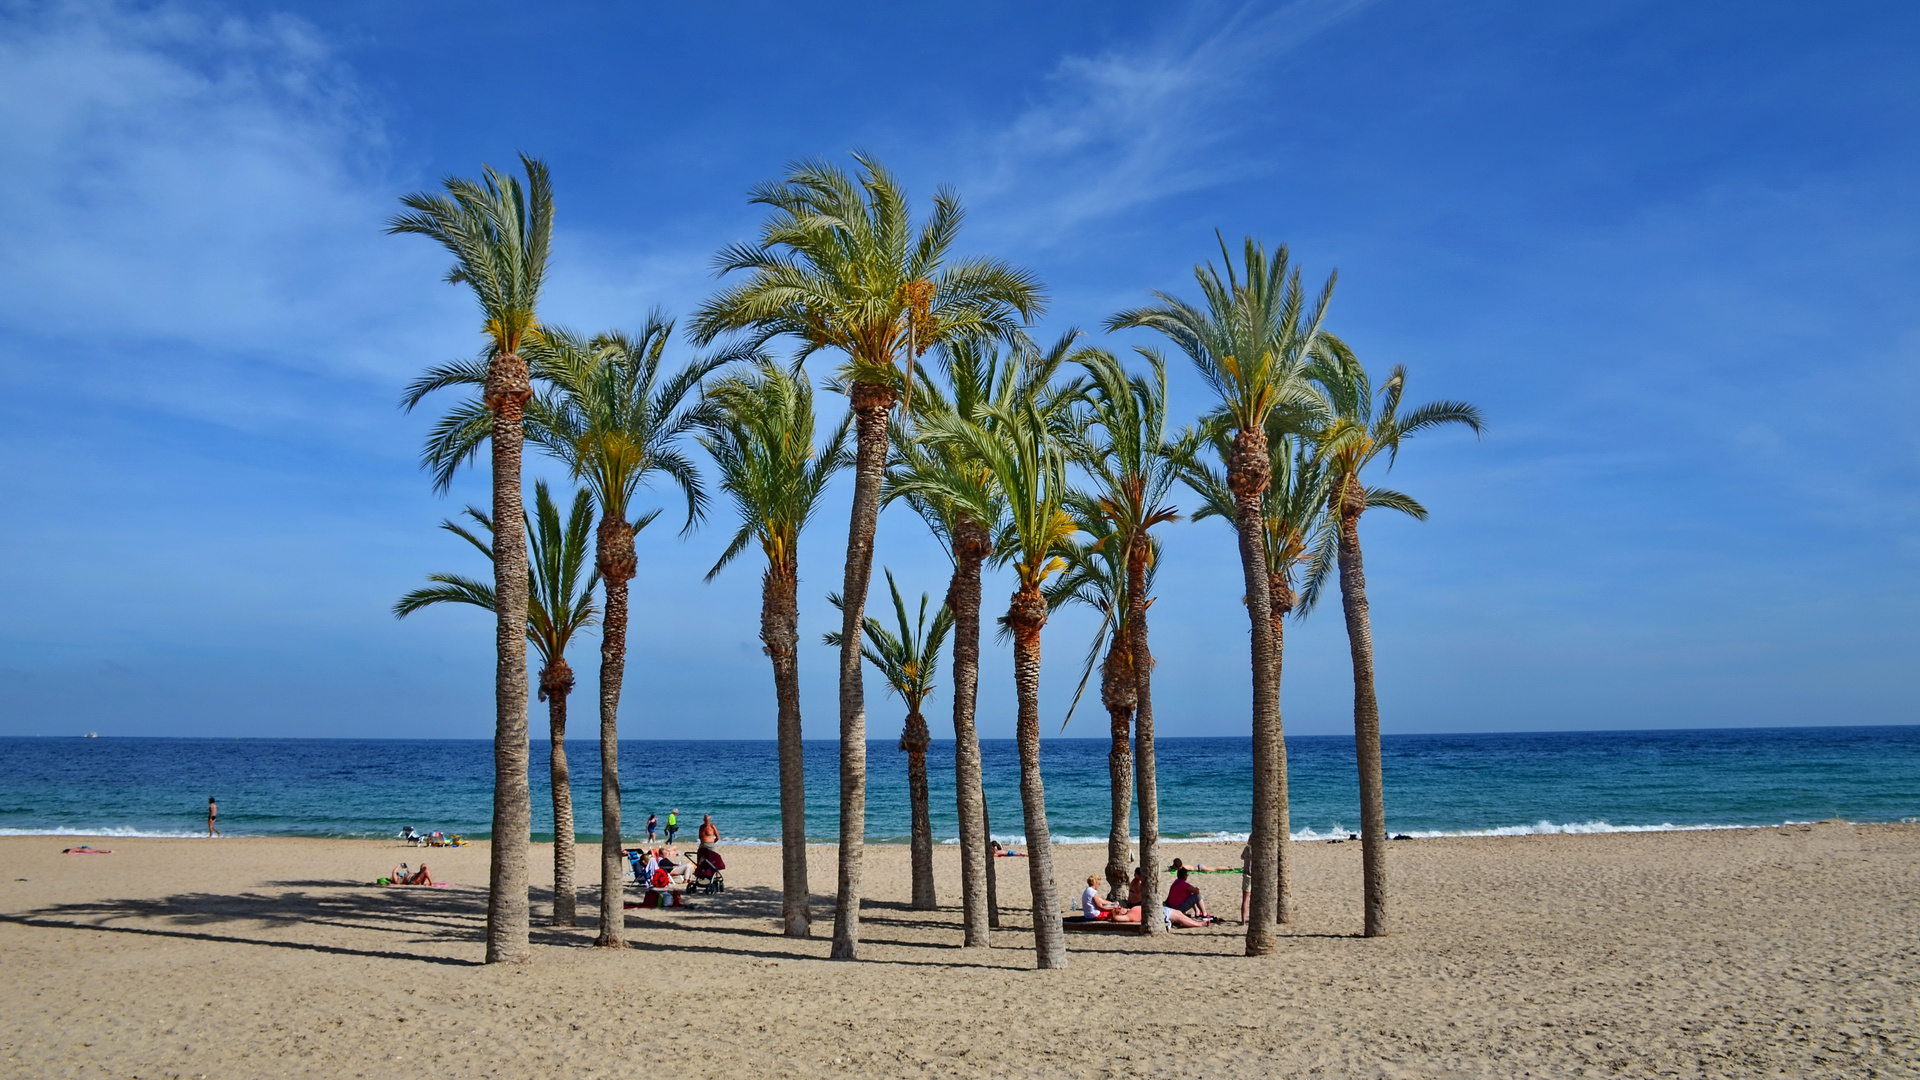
[2,727,1916,843]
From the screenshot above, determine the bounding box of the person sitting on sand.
[389,863,433,886]
[1080,875,1122,920]
[644,857,686,908]
[1166,867,1210,919]
[1127,867,1145,909]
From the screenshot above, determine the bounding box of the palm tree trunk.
[903,711,935,909]
[484,349,532,965]
[1127,536,1164,937]
[1231,427,1281,956]
[764,568,811,937]
[543,661,577,927]
[982,786,1000,928]
[593,516,636,949]
[1007,586,1065,970]
[1101,646,1134,902]
[945,518,991,946]
[1269,579,1293,926]
[1336,476,1387,936]
[831,382,894,960]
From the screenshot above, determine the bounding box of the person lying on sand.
[1089,903,1213,928]
[62,845,111,854]
[992,841,1027,858]
[1080,875,1123,920]
[1167,857,1235,873]
[387,863,434,886]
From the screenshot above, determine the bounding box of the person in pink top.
[1165,867,1211,920]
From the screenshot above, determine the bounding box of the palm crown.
[1107,234,1333,450]
[1044,507,1161,724]
[700,358,854,582]
[1313,345,1486,506]
[689,153,1046,395]
[527,316,720,536]
[388,154,553,362]
[825,570,955,715]
[1062,346,1183,559]
[393,479,602,673]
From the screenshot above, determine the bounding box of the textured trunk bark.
[764,568,811,938]
[903,710,935,909]
[543,662,577,927]
[1231,427,1281,957]
[483,349,532,965]
[1269,578,1293,926]
[1127,534,1164,937]
[982,789,1000,929]
[1007,586,1065,970]
[593,514,636,949]
[831,382,894,960]
[1336,473,1387,937]
[945,518,991,946]
[1102,645,1135,902]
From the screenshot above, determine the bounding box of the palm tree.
[889,335,1078,943]
[1178,419,1334,924]
[826,571,954,910]
[920,384,1080,970]
[391,155,553,965]
[525,319,717,948]
[701,359,853,937]
[1309,349,1483,937]
[1042,512,1156,905]
[1108,235,1334,956]
[1059,347,1182,934]
[691,153,1045,960]
[394,481,601,926]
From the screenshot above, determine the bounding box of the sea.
[2,727,1916,844]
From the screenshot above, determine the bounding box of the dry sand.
[1,823,1915,1078]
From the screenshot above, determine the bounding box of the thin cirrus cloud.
[962,0,1372,243]
[0,1,467,405]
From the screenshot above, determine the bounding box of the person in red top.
[1165,867,1211,919]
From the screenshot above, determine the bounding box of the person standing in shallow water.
[647,813,658,842]
[207,797,220,838]
[665,809,679,843]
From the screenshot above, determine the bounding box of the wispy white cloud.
[0,0,467,395]
[963,0,1373,243]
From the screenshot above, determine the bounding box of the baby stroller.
[692,847,726,895]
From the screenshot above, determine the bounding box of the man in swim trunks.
[207,797,220,838]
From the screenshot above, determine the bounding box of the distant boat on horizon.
[81,732,98,738]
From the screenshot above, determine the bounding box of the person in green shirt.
[665,809,679,843]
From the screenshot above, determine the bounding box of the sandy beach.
[1,823,1915,1078]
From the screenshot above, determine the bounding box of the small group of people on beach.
[1078,859,1223,928]
[628,813,724,909]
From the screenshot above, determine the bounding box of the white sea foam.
[0,826,209,838]
[931,820,1804,845]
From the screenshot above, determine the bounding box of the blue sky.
[0,0,1914,740]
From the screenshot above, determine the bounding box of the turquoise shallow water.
[2,727,1916,843]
